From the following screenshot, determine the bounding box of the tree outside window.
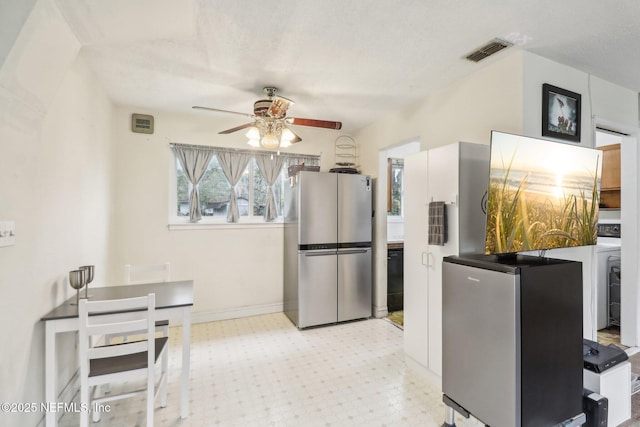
[388,158,404,217]
[176,155,287,220]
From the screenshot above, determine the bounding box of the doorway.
[592,120,640,349]
[595,129,623,346]
[378,140,420,327]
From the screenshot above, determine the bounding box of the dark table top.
[41,280,194,321]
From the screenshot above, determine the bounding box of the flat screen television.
[485,131,602,255]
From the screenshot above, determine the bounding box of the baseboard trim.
[405,354,442,391]
[191,302,284,324]
[373,305,388,319]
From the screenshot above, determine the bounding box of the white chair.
[109,263,171,342]
[78,294,168,427]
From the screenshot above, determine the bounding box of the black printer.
[583,338,628,373]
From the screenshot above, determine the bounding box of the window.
[176,157,286,219]
[177,156,231,217]
[387,158,404,217]
[172,144,318,224]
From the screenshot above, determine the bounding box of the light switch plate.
[0,221,16,247]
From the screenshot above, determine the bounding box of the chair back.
[124,263,170,285]
[78,294,156,379]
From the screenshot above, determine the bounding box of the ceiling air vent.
[465,39,513,63]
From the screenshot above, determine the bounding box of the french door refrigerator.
[284,171,372,328]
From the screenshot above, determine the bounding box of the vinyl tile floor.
[60,313,485,427]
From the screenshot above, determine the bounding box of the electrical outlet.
[0,221,16,247]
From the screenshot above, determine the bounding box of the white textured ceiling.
[54,0,640,134]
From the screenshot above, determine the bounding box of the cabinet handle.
[427,252,434,269]
[421,252,428,267]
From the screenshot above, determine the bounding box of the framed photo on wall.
[542,83,581,142]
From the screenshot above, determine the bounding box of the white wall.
[356,48,640,370]
[522,52,639,148]
[521,51,639,340]
[0,4,114,424]
[110,107,339,321]
[358,51,525,174]
[355,51,524,316]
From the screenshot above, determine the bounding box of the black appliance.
[386,246,403,312]
[583,389,608,427]
[597,223,621,238]
[583,339,628,373]
[442,254,585,427]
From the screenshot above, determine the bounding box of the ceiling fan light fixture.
[279,139,292,148]
[261,132,280,149]
[281,127,295,142]
[196,86,342,149]
[245,126,260,139]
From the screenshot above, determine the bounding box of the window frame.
[168,145,318,229]
[386,157,404,219]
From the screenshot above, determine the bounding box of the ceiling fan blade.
[218,122,255,134]
[287,117,342,130]
[266,96,294,118]
[288,128,302,144]
[192,106,255,119]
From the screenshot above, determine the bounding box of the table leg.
[181,308,191,419]
[45,322,57,427]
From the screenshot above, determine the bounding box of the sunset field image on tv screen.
[485,131,602,255]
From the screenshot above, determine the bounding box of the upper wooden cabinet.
[598,143,621,208]
[599,144,621,190]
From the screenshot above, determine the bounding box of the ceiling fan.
[192,87,342,149]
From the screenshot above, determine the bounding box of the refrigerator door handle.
[337,249,369,255]
[303,250,337,256]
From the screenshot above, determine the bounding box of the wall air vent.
[131,113,154,134]
[465,39,513,63]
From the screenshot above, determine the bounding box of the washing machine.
[596,222,621,330]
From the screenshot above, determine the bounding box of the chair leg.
[80,381,89,427]
[91,386,101,423]
[161,348,168,408]
[147,378,154,427]
[102,335,112,394]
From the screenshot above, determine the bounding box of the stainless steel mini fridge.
[284,171,372,328]
[442,254,584,427]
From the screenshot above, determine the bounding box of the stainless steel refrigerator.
[284,171,372,328]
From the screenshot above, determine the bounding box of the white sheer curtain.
[215,150,252,223]
[255,153,286,222]
[171,145,214,222]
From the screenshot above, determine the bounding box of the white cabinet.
[404,151,430,374]
[403,142,489,380]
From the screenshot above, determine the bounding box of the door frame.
[593,117,640,347]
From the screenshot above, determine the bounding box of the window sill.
[168,221,283,231]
